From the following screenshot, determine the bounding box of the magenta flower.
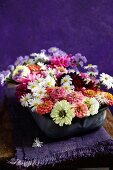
[51,55,70,68]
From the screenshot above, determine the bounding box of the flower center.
[105,77,108,80]
[59,110,66,118]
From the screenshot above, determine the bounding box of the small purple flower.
[8,65,15,71]
[23,55,29,63]
[2,70,11,77]
[70,53,87,69]
[54,50,67,56]
[75,53,87,63]
[48,47,59,54]
[0,73,5,86]
[14,56,24,66]
[41,49,46,53]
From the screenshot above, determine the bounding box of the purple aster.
[0,73,5,86]
[8,65,15,71]
[54,50,67,56]
[70,53,87,69]
[23,55,29,63]
[14,56,24,66]
[2,70,11,77]
[41,49,46,53]
[75,53,87,63]
[48,47,59,54]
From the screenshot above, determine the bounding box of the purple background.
[0,0,113,103]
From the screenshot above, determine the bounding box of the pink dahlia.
[74,103,88,118]
[51,55,70,68]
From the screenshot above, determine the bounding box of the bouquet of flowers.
[1,47,113,128]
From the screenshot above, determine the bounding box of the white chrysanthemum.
[27,81,38,92]
[20,93,32,107]
[84,97,99,116]
[62,83,74,92]
[34,86,46,98]
[34,77,44,86]
[45,75,56,87]
[100,73,113,89]
[61,75,72,85]
[37,62,47,70]
[31,52,49,62]
[96,93,108,105]
[50,100,75,126]
[47,67,57,76]
[29,98,42,111]
[12,65,30,78]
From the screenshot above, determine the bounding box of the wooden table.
[0,98,113,169]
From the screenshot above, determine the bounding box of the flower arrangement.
[1,47,113,127]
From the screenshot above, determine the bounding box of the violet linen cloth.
[5,88,113,169]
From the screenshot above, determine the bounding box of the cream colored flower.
[12,65,30,79]
[84,97,99,116]
[50,100,75,126]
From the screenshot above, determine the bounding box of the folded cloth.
[5,88,113,169]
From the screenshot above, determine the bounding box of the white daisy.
[31,52,49,62]
[100,73,113,89]
[27,81,38,92]
[45,75,56,87]
[34,77,44,86]
[84,97,99,116]
[33,86,46,98]
[32,138,43,148]
[20,93,32,107]
[61,75,72,85]
[37,62,47,70]
[84,64,97,69]
[96,93,108,105]
[47,67,57,76]
[62,83,74,92]
[29,98,42,111]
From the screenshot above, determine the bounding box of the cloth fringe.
[8,139,113,169]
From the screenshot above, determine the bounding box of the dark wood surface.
[0,98,113,169]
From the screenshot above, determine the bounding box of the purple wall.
[0,0,113,102]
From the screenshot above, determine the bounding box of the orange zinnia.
[37,100,53,115]
[82,89,98,98]
[28,65,41,73]
[104,92,113,106]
